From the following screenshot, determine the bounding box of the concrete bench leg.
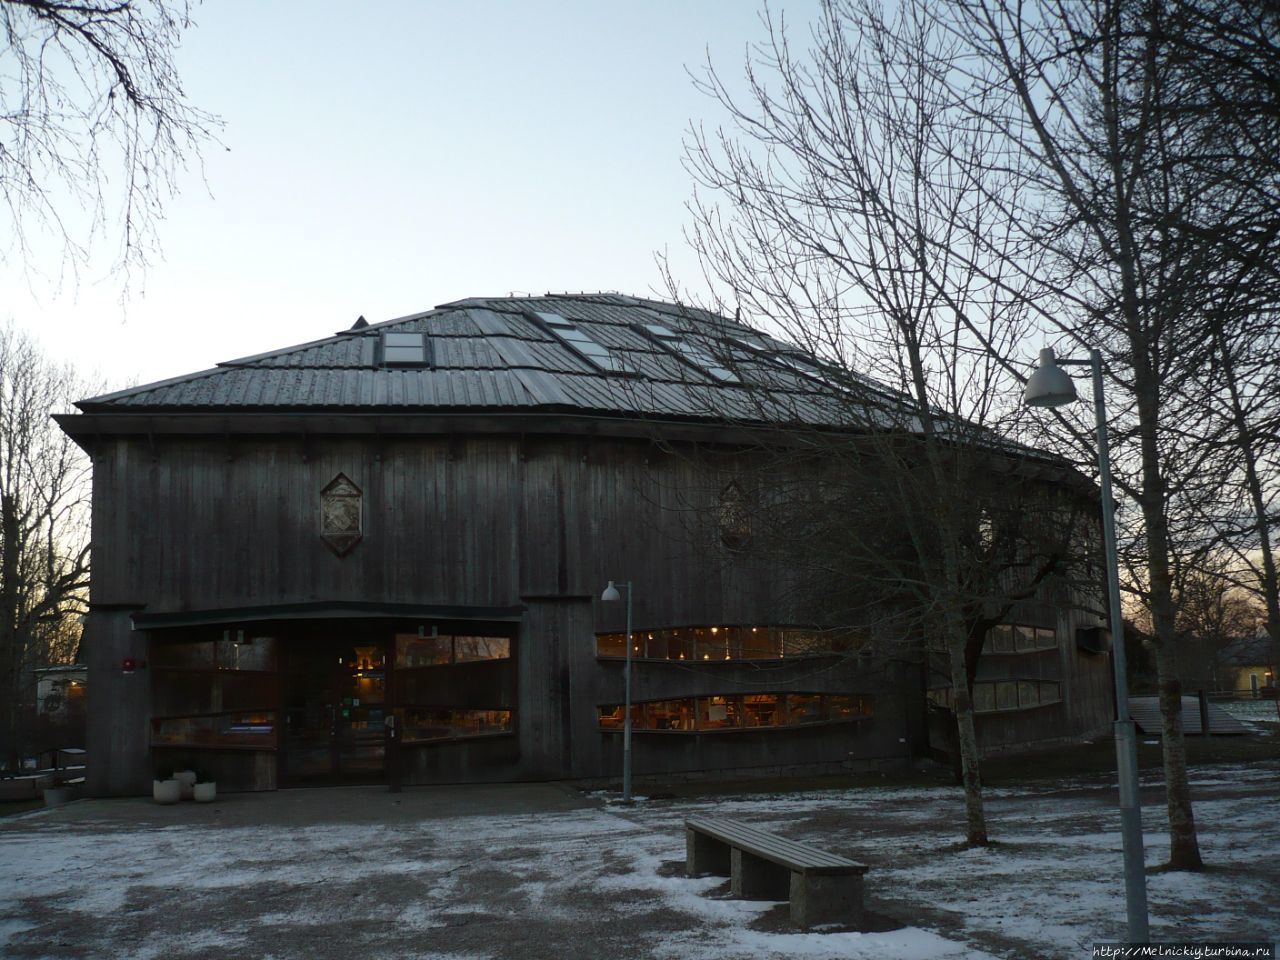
[731,848,790,900]
[686,829,731,877]
[789,872,865,929]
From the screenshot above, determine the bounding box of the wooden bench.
[684,816,868,929]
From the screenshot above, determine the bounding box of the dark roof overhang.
[54,407,830,449]
[55,405,1091,491]
[129,600,527,630]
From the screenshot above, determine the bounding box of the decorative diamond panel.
[321,473,362,556]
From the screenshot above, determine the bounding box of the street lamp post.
[601,579,633,802]
[1025,347,1149,943]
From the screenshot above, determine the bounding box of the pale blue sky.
[3,1,820,390]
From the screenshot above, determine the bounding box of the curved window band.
[598,692,871,733]
[596,625,857,662]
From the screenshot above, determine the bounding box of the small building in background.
[1219,634,1277,697]
[34,665,87,716]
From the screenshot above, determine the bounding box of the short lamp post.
[1024,347,1149,943]
[601,579,633,802]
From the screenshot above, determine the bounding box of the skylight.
[382,331,430,367]
[534,312,632,373]
[640,323,739,384]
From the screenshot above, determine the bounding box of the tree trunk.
[948,638,988,846]
[1,493,23,772]
[1151,638,1203,869]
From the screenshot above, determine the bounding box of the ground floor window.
[395,632,511,666]
[597,692,871,733]
[401,708,512,743]
[927,679,1062,713]
[149,620,517,784]
[595,625,855,662]
[150,633,279,751]
[987,624,1058,654]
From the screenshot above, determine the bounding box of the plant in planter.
[153,762,180,805]
[192,768,216,803]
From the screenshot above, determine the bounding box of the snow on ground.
[1217,699,1280,726]
[1,761,1277,960]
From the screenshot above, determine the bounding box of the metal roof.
[74,294,888,428]
[71,293,1054,464]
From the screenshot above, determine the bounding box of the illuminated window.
[594,625,846,662]
[597,693,871,732]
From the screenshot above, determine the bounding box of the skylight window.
[534,312,632,373]
[381,331,430,367]
[639,322,739,384]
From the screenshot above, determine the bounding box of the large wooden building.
[57,294,1114,795]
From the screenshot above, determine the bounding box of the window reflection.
[151,635,278,750]
[927,680,1062,713]
[152,711,276,747]
[402,708,512,743]
[395,634,510,667]
[986,624,1057,654]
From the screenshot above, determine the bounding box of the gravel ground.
[1,761,1277,960]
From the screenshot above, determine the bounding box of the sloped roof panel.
[71,294,916,430]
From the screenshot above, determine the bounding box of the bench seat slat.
[685,817,866,876]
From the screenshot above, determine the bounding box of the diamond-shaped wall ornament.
[320,473,363,556]
[719,480,752,550]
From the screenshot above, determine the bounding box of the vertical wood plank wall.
[86,430,1112,792]
[91,435,785,622]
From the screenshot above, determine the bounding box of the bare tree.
[1167,567,1265,692]
[0,323,92,770]
[950,0,1280,869]
[674,0,1093,847]
[1,0,219,287]
[1197,313,1280,703]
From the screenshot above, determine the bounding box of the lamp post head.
[601,581,622,602]
[1024,347,1080,408]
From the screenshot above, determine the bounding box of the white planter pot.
[153,778,181,804]
[174,770,197,801]
[43,786,72,808]
[193,781,216,803]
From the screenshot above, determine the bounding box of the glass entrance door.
[282,638,386,785]
[335,644,386,777]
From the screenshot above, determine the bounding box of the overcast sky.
[2,1,821,393]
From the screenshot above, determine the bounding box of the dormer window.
[381,331,430,367]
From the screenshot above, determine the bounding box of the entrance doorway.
[281,637,387,785]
